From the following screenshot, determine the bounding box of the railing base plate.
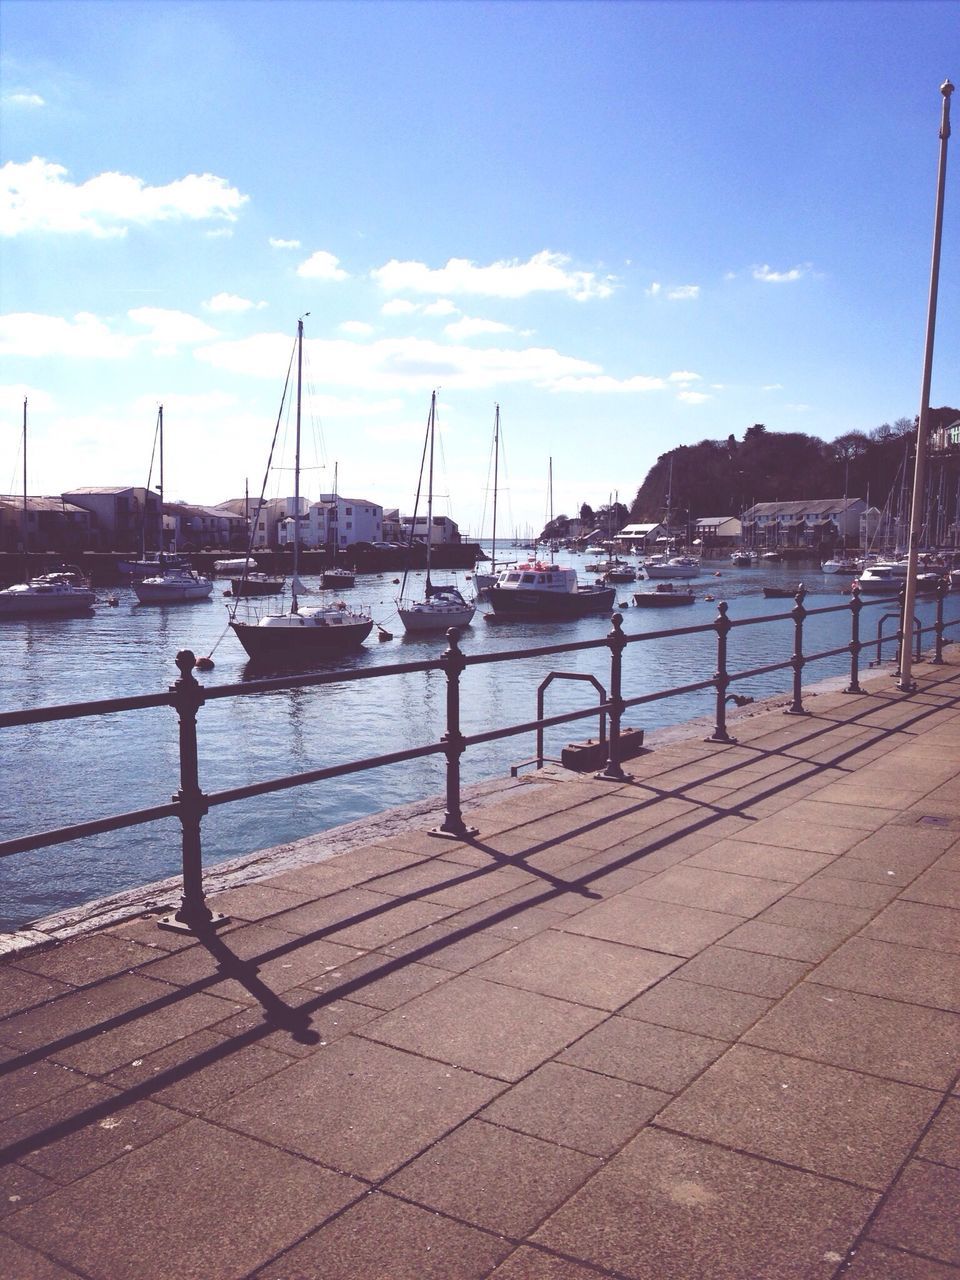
[429,825,479,841]
[158,911,230,935]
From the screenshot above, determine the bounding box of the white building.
[399,514,462,545]
[742,498,866,550]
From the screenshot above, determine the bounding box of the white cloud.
[646,282,662,297]
[549,374,666,393]
[668,370,702,384]
[4,92,44,107]
[752,263,810,283]
[372,250,616,301]
[381,299,418,316]
[204,293,267,313]
[0,312,137,359]
[269,237,301,249]
[444,316,513,341]
[195,331,600,392]
[296,250,348,281]
[762,383,784,391]
[340,320,374,336]
[0,157,248,238]
[666,285,700,301]
[784,402,811,412]
[677,390,711,404]
[128,308,219,346]
[423,299,458,316]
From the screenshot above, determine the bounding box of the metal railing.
[1,581,955,934]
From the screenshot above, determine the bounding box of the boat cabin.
[496,563,578,594]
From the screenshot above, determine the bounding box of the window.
[522,573,536,583]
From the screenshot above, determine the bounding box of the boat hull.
[230,613,373,659]
[488,584,616,619]
[644,560,700,579]
[322,570,356,589]
[0,585,95,617]
[633,588,695,607]
[231,576,285,596]
[134,580,213,604]
[398,602,476,632]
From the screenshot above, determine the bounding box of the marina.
[3,549,957,931]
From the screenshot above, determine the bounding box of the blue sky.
[2,0,958,538]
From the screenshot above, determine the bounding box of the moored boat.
[644,555,700,580]
[230,572,286,597]
[763,584,802,599]
[855,564,942,595]
[229,319,373,661]
[633,582,695,607]
[487,562,615,619]
[731,552,752,567]
[134,566,214,604]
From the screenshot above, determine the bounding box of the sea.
[2,549,954,930]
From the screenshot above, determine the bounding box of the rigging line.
[229,336,297,619]
[399,393,435,600]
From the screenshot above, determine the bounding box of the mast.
[491,404,500,574]
[157,404,164,554]
[900,79,953,692]
[21,397,27,579]
[425,390,436,594]
[292,316,304,614]
[548,456,554,563]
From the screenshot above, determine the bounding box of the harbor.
[4,551,956,931]
[1,648,958,1278]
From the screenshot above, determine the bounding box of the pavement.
[1,656,959,1280]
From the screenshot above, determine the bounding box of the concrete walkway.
[1,658,959,1279]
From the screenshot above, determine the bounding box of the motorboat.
[229,319,373,660]
[118,551,191,579]
[601,560,638,583]
[763,585,802,599]
[397,392,475,633]
[487,562,615,619]
[855,564,942,595]
[633,582,695,607]
[731,552,752,567]
[321,565,356,589]
[0,575,96,617]
[214,557,257,574]
[644,555,700,580]
[134,566,214,604]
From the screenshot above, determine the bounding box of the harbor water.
[2,552,954,930]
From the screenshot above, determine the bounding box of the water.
[2,553,953,929]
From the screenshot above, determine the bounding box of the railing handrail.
[2,582,956,932]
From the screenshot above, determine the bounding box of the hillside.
[629,411,960,525]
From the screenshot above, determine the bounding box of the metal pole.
[786,585,808,715]
[845,584,864,693]
[159,651,228,934]
[431,628,479,839]
[708,601,734,742]
[900,78,954,691]
[597,613,628,780]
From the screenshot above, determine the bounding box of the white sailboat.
[397,391,475,633]
[229,317,373,661]
[0,399,96,618]
[132,406,213,605]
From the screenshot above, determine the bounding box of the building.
[741,499,866,551]
[693,516,742,549]
[308,495,383,549]
[613,523,667,551]
[399,514,462,545]
[61,486,161,553]
[0,495,94,554]
[162,503,247,551]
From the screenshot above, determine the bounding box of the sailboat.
[473,403,511,597]
[118,405,191,579]
[132,406,213,604]
[822,464,860,575]
[229,317,373,661]
[397,391,475,633]
[321,463,356,589]
[0,400,97,618]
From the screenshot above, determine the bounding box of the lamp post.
[899,78,954,692]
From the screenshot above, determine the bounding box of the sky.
[1,0,959,539]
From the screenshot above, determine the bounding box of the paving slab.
[656,1043,939,1189]
[867,1159,960,1265]
[532,1126,877,1280]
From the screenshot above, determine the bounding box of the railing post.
[785,585,809,715]
[932,575,947,663]
[845,584,864,693]
[431,628,479,839]
[597,613,628,781]
[159,650,228,934]
[707,600,734,742]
